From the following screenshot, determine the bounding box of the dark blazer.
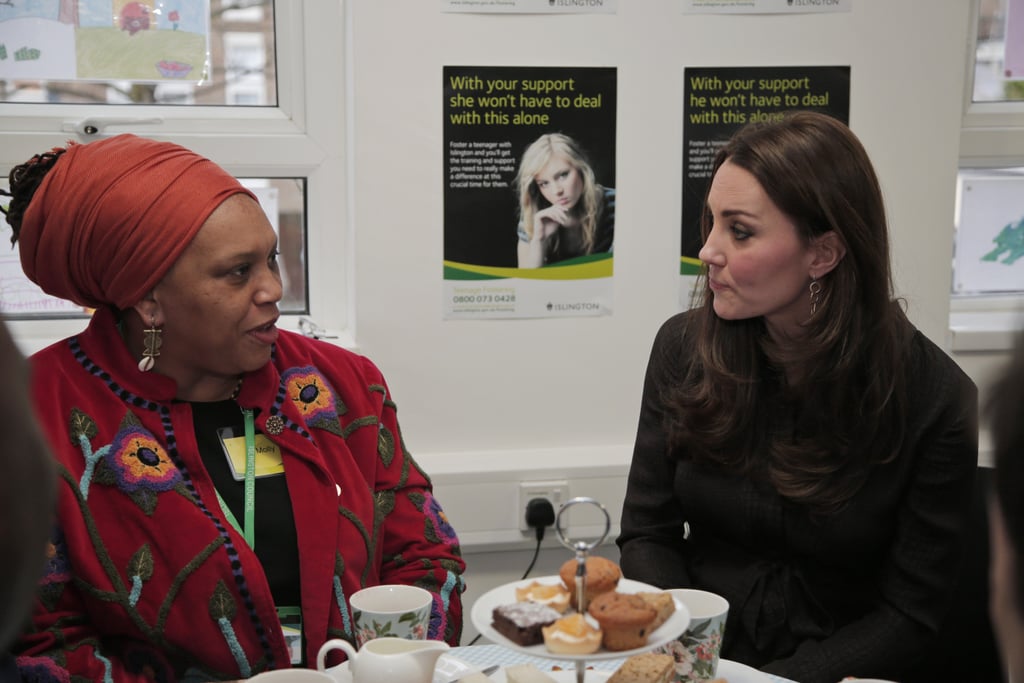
[617,310,978,683]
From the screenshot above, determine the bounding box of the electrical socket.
[518,480,569,532]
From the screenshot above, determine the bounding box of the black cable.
[465,499,554,646]
[520,525,545,580]
[464,530,544,647]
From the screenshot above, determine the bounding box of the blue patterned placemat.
[452,643,621,672]
[449,644,797,682]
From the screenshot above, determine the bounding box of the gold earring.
[809,278,822,316]
[138,317,162,372]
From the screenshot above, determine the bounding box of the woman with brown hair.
[617,111,977,683]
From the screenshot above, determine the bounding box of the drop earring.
[138,317,162,372]
[809,277,822,316]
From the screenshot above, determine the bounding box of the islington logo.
[546,301,601,311]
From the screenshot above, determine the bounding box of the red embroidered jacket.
[15,308,465,681]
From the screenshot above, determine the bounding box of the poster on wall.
[441,0,616,14]
[682,0,850,13]
[443,65,617,319]
[954,175,1024,294]
[680,65,850,304]
[0,0,211,82]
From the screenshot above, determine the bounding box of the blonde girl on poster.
[515,132,615,268]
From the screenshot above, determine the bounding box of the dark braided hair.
[1,147,69,246]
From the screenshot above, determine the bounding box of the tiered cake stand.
[470,497,691,683]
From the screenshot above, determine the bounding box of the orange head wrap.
[17,134,256,310]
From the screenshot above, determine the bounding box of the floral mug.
[350,584,432,646]
[656,589,729,683]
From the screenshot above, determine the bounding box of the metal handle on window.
[62,117,164,137]
[298,317,337,340]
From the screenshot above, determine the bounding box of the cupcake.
[558,556,621,611]
[541,613,602,655]
[586,591,658,651]
[515,580,571,613]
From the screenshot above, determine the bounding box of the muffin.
[515,580,571,613]
[607,652,675,683]
[558,556,621,611]
[541,613,602,655]
[586,591,658,651]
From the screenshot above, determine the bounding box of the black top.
[192,400,301,608]
[617,310,979,683]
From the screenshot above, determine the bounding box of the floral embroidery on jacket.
[282,366,344,435]
[38,527,71,610]
[90,414,185,516]
[15,654,72,683]
[412,491,459,548]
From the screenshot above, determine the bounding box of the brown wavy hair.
[665,111,910,512]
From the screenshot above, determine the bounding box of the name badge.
[278,608,303,665]
[217,428,285,480]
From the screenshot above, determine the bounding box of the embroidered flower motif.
[108,426,180,493]
[41,528,71,587]
[282,366,342,435]
[424,492,459,547]
[14,655,72,683]
[409,491,459,547]
[92,421,185,515]
[38,527,71,611]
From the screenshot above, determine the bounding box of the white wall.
[344,1,976,644]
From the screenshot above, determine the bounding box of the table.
[450,644,798,682]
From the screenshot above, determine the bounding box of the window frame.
[952,0,1024,352]
[0,1,353,355]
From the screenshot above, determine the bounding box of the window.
[0,1,349,354]
[952,0,1024,351]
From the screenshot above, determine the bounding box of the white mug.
[349,584,432,646]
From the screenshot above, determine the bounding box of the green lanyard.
[216,408,257,549]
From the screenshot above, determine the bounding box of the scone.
[607,652,675,683]
[541,613,602,655]
[558,555,621,611]
[636,591,676,631]
[515,580,571,613]
[491,602,561,646]
[586,591,658,651]
[503,663,559,683]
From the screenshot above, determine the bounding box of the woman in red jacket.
[1,135,465,681]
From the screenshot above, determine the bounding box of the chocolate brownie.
[491,602,562,646]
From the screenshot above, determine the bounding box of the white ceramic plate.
[490,669,610,683]
[470,576,691,661]
[716,659,771,683]
[323,653,479,683]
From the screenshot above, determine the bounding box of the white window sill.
[946,305,1019,350]
[6,315,358,357]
